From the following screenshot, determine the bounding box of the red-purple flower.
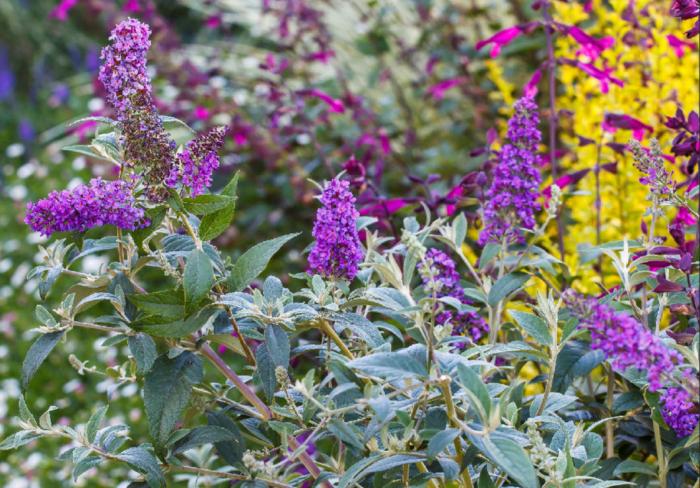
[670,0,700,38]
[602,113,653,141]
[302,89,345,113]
[566,26,614,60]
[49,0,78,21]
[574,60,624,94]
[476,26,525,58]
[426,78,464,101]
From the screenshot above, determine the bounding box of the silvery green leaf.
[227,233,300,291]
[22,331,64,389]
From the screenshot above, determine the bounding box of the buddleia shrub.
[2,16,698,488]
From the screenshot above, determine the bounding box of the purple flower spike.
[25,179,147,237]
[307,179,364,280]
[418,249,488,346]
[563,291,681,392]
[166,127,226,197]
[660,386,699,437]
[479,96,542,246]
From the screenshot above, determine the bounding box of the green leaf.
[552,342,604,393]
[0,431,43,450]
[327,419,365,450]
[144,352,203,446]
[22,331,64,389]
[86,405,108,443]
[18,395,36,425]
[133,308,216,338]
[206,411,245,465]
[199,172,239,241]
[456,363,492,423]
[62,144,113,162]
[117,447,165,488]
[475,435,540,488]
[347,345,428,380]
[227,233,300,291]
[488,272,529,306]
[255,344,277,400]
[159,115,194,132]
[130,290,184,320]
[613,459,657,477]
[35,305,57,326]
[510,311,551,346]
[128,334,158,374]
[73,456,102,481]
[264,324,290,369]
[183,249,214,310]
[182,194,235,216]
[171,426,239,454]
[453,213,468,248]
[479,243,501,269]
[426,428,460,458]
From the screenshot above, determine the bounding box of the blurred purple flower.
[475,26,524,57]
[302,89,345,113]
[566,26,614,60]
[575,60,624,94]
[0,47,14,101]
[426,78,464,101]
[602,113,653,141]
[667,34,696,57]
[670,0,699,38]
[49,0,79,21]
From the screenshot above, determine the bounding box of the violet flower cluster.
[166,127,226,197]
[565,291,698,437]
[25,179,147,237]
[479,96,542,245]
[307,179,364,280]
[660,387,700,438]
[418,249,488,346]
[99,18,176,201]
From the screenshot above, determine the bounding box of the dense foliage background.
[0,0,698,487]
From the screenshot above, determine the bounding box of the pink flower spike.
[475,26,524,58]
[426,78,464,101]
[304,89,345,113]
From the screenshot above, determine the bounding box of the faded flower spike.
[99,18,176,201]
[166,127,226,197]
[25,178,147,237]
[479,95,542,245]
[307,178,364,280]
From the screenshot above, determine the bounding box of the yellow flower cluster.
[552,0,699,292]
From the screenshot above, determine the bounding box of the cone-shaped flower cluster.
[479,96,542,245]
[418,249,488,346]
[166,127,226,197]
[99,18,176,201]
[25,179,147,237]
[307,179,363,280]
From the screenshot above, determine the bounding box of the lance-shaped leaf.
[144,352,203,446]
[199,172,239,241]
[22,331,64,389]
[227,233,300,291]
[184,249,214,310]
